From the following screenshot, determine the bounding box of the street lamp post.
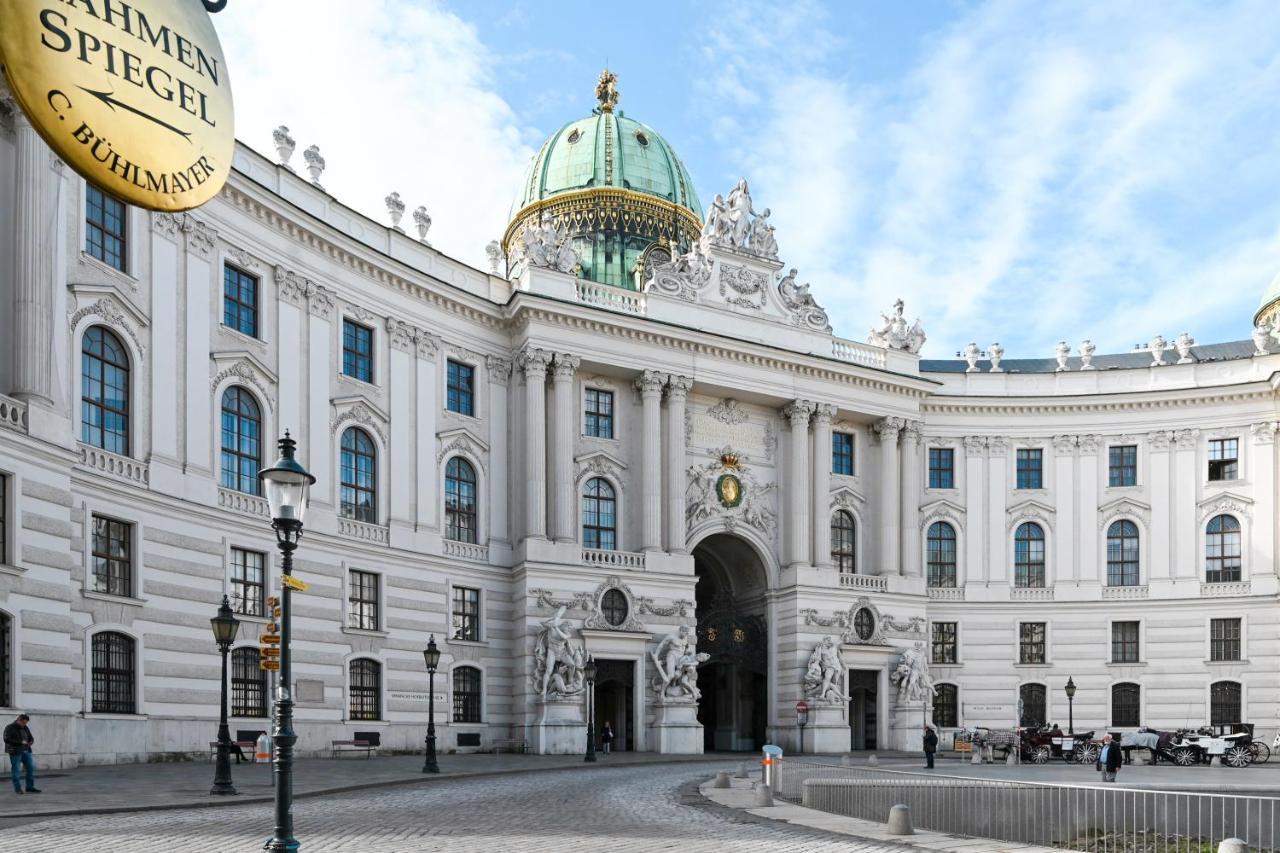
[422,636,440,774]
[258,432,314,853]
[210,595,241,796]
[584,655,597,763]
[1065,676,1077,735]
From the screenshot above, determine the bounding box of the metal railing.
[771,758,1278,852]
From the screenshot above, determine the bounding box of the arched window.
[1106,520,1140,586]
[1019,683,1046,727]
[831,511,856,573]
[1112,682,1140,727]
[582,478,617,550]
[231,647,268,717]
[453,666,482,723]
[1014,522,1045,588]
[91,631,136,714]
[926,522,957,587]
[1205,515,1242,583]
[1210,681,1242,727]
[81,326,130,455]
[348,659,381,721]
[339,427,377,523]
[220,387,262,495]
[601,589,629,627]
[444,457,478,544]
[933,683,959,728]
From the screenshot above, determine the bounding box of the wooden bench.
[208,740,256,760]
[331,731,381,758]
[491,738,527,754]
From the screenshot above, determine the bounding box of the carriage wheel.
[1077,744,1100,764]
[1172,747,1197,767]
[1030,745,1050,765]
[1225,745,1253,768]
[1250,741,1270,764]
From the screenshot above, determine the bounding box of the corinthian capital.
[873,416,905,442]
[552,353,580,380]
[515,346,551,377]
[901,420,924,443]
[812,403,837,424]
[634,370,667,395]
[963,435,986,457]
[665,374,693,401]
[782,399,815,426]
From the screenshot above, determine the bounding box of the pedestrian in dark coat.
[601,722,614,755]
[1097,734,1122,782]
[922,725,939,769]
[3,714,39,794]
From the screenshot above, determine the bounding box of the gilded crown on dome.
[595,69,620,113]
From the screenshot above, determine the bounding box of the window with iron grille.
[830,511,856,573]
[1112,683,1140,727]
[1111,621,1139,663]
[1210,680,1241,727]
[926,522,956,587]
[220,387,262,495]
[1014,522,1045,588]
[81,326,131,455]
[452,586,480,641]
[584,388,614,439]
[85,185,126,271]
[91,514,132,597]
[446,360,474,416]
[231,647,268,717]
[1019,623,1046,664]
[341,320,374,383]
[230,548,265,617]
[348,659,381,720]
[222,265,258,338]
[928,448,954,489]
[453,666,481,723]
[931,622,958,665]
[444,457,478,543]
[348,570,379,631]
[832,433,854,476]
[1205,514,1242,583]
[1208,438,1238,481]
[1019,683,1046,727]
[1106,520,1140,586]
[601,589,629,627]
[0,613,10,708]
[1210,618,1241,661]
[1015,448,1043,489]
[91,631,135,714]
[582,478,616,550]
[1108,445,1137,487]
[933,684,958,728]
[0,475,7,566]
[340,428,377,523]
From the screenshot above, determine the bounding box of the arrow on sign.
[281,575,309,592]
[260,660,281,671]
[77,86,193,142]
[259,634,281,645]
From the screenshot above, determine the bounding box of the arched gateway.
[692,533,770,751]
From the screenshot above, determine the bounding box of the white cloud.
[214,0,535,269]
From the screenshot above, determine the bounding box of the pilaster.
[986,436,1008,583]
[810,404,835,569]
[783,400,815,569]
[551,353,580,543]
[487,355,511,546]
[1148,431,1172,582]
[414,331,440,532]
[963,436,986,586]
[635,370,666,551]
[518,347,552,540]
[10,108,55,407]
[899,420,922,577]
[873,417,904,575]
[664,375,692,553]
[1172,429,1199,579]
[1052,436,1076,583]
[1076,435,1100,585]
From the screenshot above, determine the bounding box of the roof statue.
[595,68,620,113]
[699,179,780,261]
[868,299,926,354]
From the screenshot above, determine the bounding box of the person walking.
[4,714,39,794]
[1097,734,1122,783]
[923,724,939,769]
[601,722,614,755]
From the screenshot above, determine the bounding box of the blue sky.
[216,0,1280,359]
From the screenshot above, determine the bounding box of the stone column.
[899,421,923,577]
[1147,431,1172,582]
[784,400,814,568]
[551,353,580,543]
[10,106,56,405]
[873,417,905,575]
[665,375,693,553]
[810,404,836,569]
[518,347,551,540]
[635,370,666,551]
[1172,429,1199,580]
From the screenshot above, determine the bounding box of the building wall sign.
[0,0,235,210]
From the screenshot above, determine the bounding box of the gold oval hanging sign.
[0,0,234,211]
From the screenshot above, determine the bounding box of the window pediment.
[920,498,965,531]
[576,450,627,485]
[210,352,277,412]
[1007,498,1055,530]
[331,398,388,445]
[1098,497,1151,530]
[1198,492,1252,523]
[437,426,488,471]
[830,485,865,512]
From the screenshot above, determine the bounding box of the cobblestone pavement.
[0,762,914,853]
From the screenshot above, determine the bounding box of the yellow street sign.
[259,634,281,645]
[281,575,309,593]
[261,647,280,659]
[266,596,279,607]
[260,660,280,672]
[0,0,235,211]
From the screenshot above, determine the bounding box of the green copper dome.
[1256,269,1280,327]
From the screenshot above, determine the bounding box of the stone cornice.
[922,382,1276,416]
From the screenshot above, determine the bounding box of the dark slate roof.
[920,340,1258,374]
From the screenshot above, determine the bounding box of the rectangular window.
[341,320,374,383]
[1208,438,1238,481]
[931,622,958,665]
[584,388,614,439]
[1015,448,1043,489]
[348,570,380,631]
[1210,618,1242,662]
[0,474,6,565]
[451,586,481,642]
[1112,684,1141,728]
[446,360,475,416]
[231,648,268,717]
[90,514,132,597]
[928,448,954,489]
[230,548,266,617]
[1111,621,1140,663]
[1018,622,1046,664]
[222,265,259,338]
[832,432,854,476]
[85,185,126,271]
[1108,445,1137,487]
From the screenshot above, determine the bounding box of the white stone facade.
[0,120,1276,766]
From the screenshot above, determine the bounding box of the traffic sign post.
[260,595,282,671]
[796,700,809,754]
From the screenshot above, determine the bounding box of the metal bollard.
[753,782,774,807]
[867,753,879,766]
[1218,840,1247,853]
[1005,751,1017,766]
[887,804,914,835]
[734,761,748,779]
[713,770,731,788]
[970,748,982,765]
[841,754,852,766]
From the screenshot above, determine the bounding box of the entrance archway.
[693,533,769,752]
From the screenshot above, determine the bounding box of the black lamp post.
[258,432,314,853]
[1065,677,1077,735]
[210,595,241,796]
[584,655,597,763]
[422,636,440,774]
